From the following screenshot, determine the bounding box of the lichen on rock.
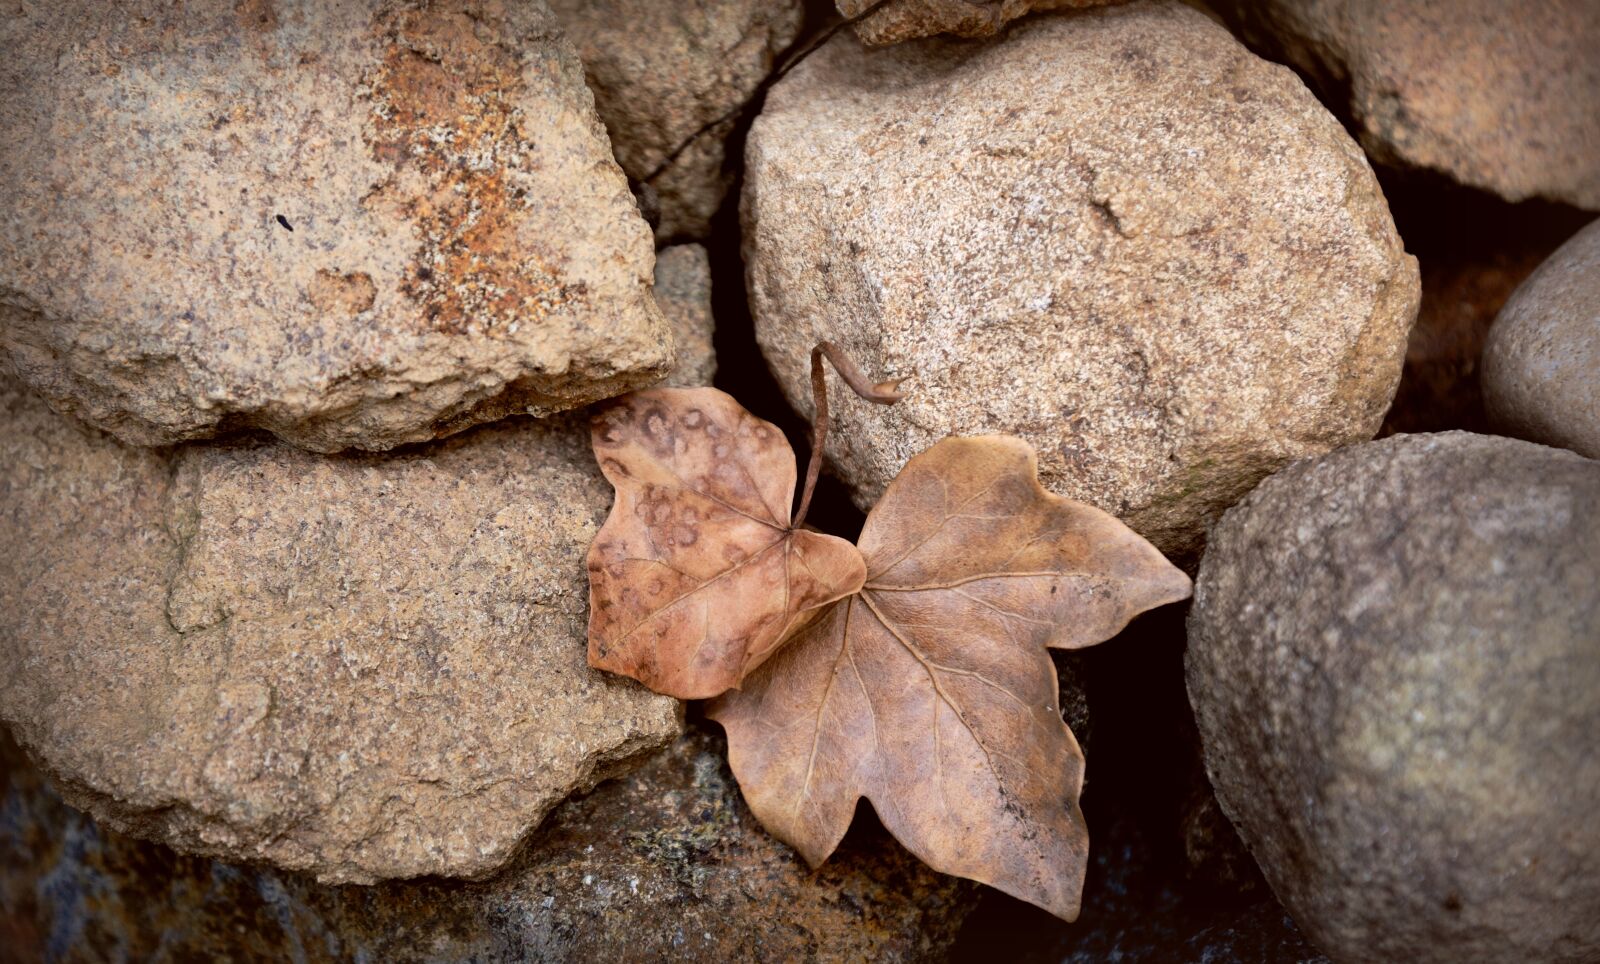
[0,0,672,453]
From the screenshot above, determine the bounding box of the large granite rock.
[0,725,976,961]
[745,1,1418,557]
[550,0,804,241]
[0,376,682,884]
[1187,432,1600,963]
[0,0,671,453]
[1484,218,1600,459]
[1217,0,1600,209]
[837,0,1125,45]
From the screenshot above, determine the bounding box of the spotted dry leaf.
[587,387,867,699]
[709,436,1192,920]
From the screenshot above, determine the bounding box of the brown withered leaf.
[587,387,867,699]
[709,435,1192,920]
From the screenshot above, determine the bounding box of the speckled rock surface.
[1216,0,1600,209]
[0,0,670,453]
[1187,432,1600,964]
[655,245,718,388]
[0,724,976,961]
[1484,218,1600,458]
[0,376,681,884]
[745,1,1419,557]
[550,0,803,241]
[838,0,1124,45]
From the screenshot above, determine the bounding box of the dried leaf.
[709,435,1192,920]
[587,387,867,699]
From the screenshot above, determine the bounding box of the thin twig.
[793,342,907,529]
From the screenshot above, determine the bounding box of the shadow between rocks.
[702,1,869,544]
[1374,166,1592,437]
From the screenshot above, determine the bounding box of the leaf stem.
[793,342,907,529]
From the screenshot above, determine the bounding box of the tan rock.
[0,376,681,883]
[655,245,718,388]
[745,1,1418,556]
[0,0,671,453]
[1483,218,1600,459]
[550,0,804,241]
[1187,432,1600,963]
[1216,0,1600,209]
[0,725,977,960]
[839,0,1125,45]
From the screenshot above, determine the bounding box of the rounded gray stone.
[1187,432,1600,964]
[1484,218,1600,459]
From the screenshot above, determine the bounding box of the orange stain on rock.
[366,4,585,336]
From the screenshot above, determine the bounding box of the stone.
[1216,0,1600,210]
[0,0,671,454]
[0,724,976,960]
[0,375,681,884]
[1380,239,1557,436]
[839,0,1124,45]
[655,245,719,388]
[1062,818,1328,964]
[1483,218,1600,459]
[1186,432,1600,963]
[745,1,1419,557]
[550,0,804,241]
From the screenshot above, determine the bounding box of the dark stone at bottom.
[948,605,1329,964]
[0,722,974,962]
[952,814,1328,964]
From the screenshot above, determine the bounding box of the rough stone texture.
[1187,432,1600,964]
[0,0,671,454]
[0,724,976,961]
[1483,218,1600,459]
[1216,0,1600,210]
[0,375,682,884]
[550,0,804,242]
[745,1,1419,557]
[655,245,719,388]
[839,0,1125,45]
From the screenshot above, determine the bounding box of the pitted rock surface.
[1484,218,1600,459]
[550,0,803,241]
[0,376,681,883]
[1217,0,1600,209]
[745,1,1418,556]
[1187,432,1600,964]
[838,0,1125,45]
[0,0,670,453]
